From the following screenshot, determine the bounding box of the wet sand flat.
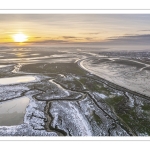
[80,57,150,97]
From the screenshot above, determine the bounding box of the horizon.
[1,14,150,48]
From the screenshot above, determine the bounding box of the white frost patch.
[24,96,47,130]
[58,74,66,78]
[93,92,107,99]
[0,96,57,136]
[50,101,93,136]
[31,53,40,56]
[0,65,12,68]
[74,59,80,63]
[0,124,57,136]
[49,79,70,96]
[0,85,29,102]
[50,54,64,58]
[125,92,135,108]
[0,75,38,85]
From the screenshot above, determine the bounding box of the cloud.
[1,34,150,46]
[25,39,69,44]
[34,37,41,39]
[105,34,150,45]
[62,36,77,39]
[139,30,150,32]
[85,37,94,40]
[82,32,100,35]
[113,34,150,39]
[0,38,9,40]
[61,36,90,41]
[60,34,150,46]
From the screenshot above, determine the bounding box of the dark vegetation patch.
[21,63,87,76]
[92,111,102,126]
[0,65,22,78]
[143,66,150,71]
[112,59,145,68]
[106,94,150,135]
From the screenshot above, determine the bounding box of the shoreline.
[77,57,150,100]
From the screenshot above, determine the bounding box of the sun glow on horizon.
[13,33,28,43]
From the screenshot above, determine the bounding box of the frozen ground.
[0,47,150,136]
[80,56,150,97]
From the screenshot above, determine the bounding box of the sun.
[13,33,28,42]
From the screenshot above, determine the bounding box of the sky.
[1,14,150,47]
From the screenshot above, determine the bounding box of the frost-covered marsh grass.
[0,47,150,136]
